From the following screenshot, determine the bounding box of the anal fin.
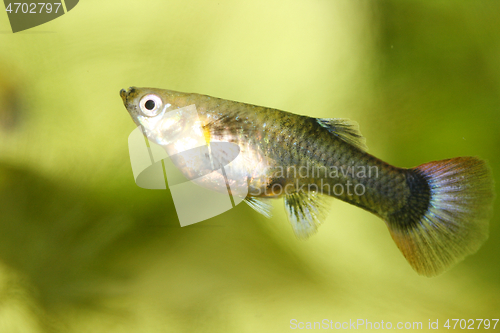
[284,191,332,239]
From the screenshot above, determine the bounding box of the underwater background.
[0,1,499,332]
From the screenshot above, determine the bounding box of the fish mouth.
[119,88,127,103]
[119,87,139,106]
[120,87,140,122]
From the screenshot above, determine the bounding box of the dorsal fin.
[317,118,367,151]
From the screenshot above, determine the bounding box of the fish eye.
[139,94,163,116]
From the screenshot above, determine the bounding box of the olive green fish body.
[121,87,494,277]
[134,89,409,218]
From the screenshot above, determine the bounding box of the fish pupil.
[145,100,155,110]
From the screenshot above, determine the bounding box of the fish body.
[120,87,494,277]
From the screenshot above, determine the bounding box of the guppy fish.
[120,87,494,277]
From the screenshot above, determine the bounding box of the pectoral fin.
[244,197,273,218]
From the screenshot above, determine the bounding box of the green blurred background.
[0,1,499,332]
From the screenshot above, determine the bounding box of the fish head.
[120,86,174,127]
[120,87,202,147]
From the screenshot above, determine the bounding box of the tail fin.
[385,157,494,277]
